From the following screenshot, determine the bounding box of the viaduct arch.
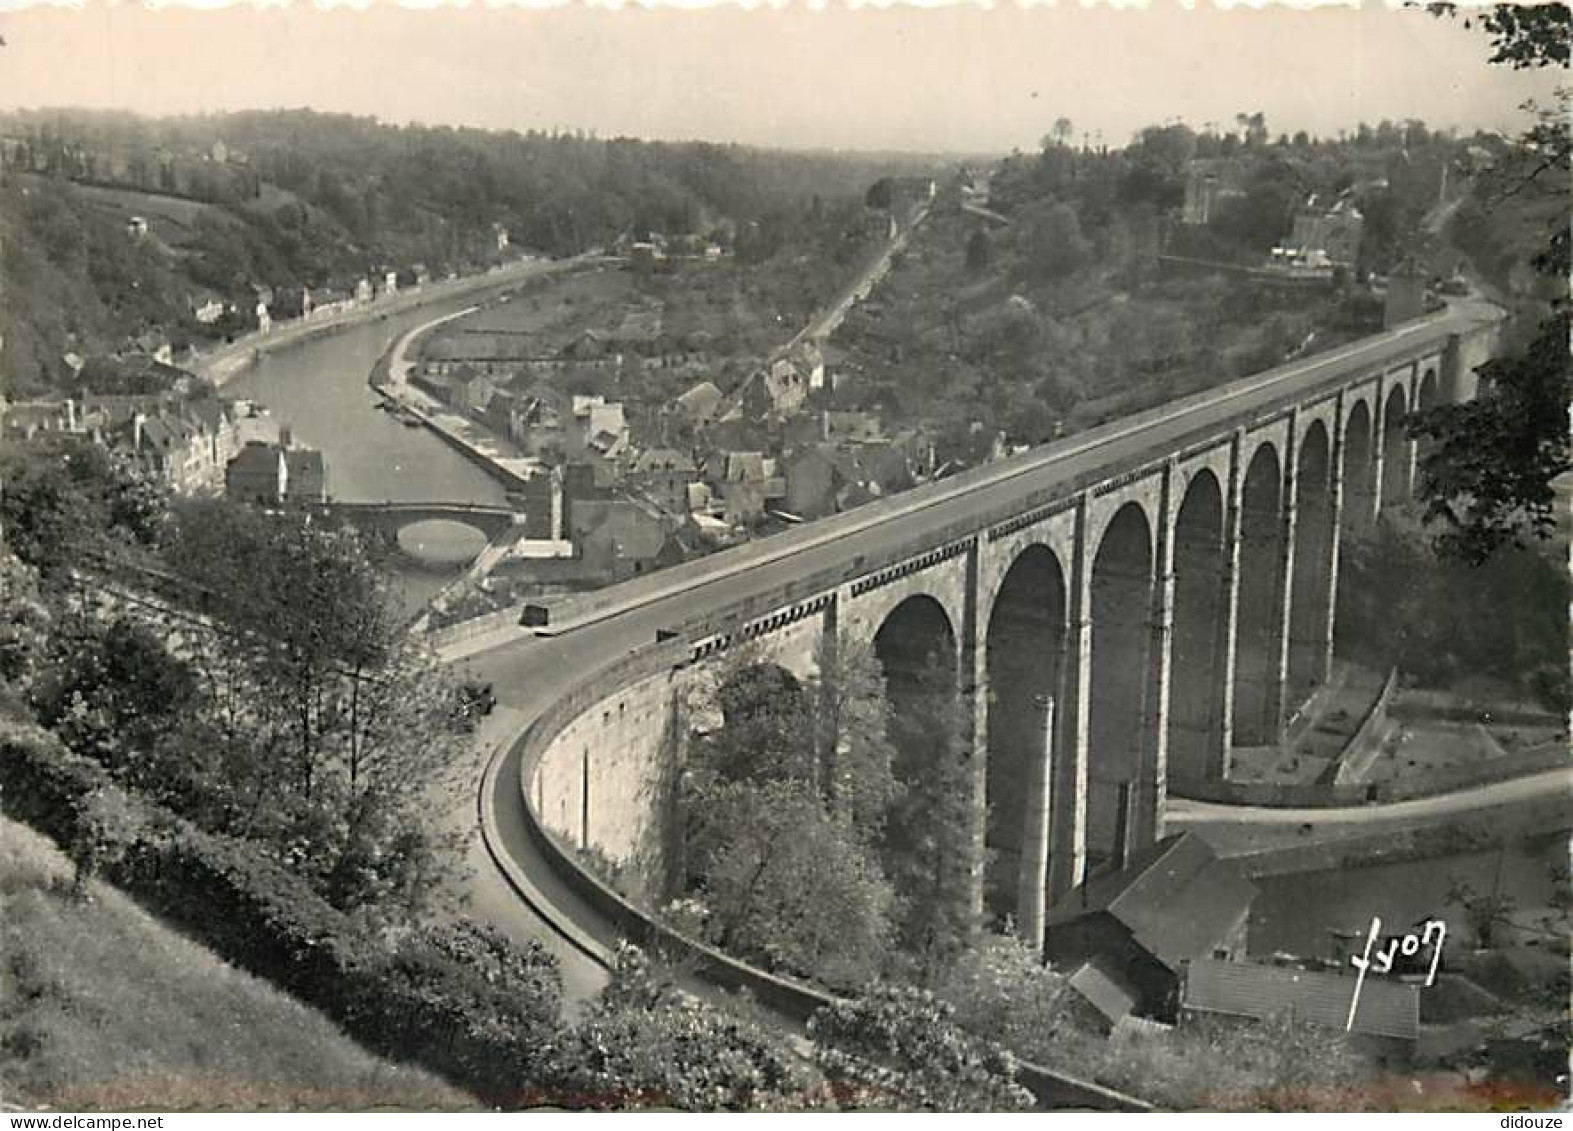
[983,545,1067,928]
[1167,468,1227,785]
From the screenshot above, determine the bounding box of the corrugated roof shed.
[1183,958,1419,1041]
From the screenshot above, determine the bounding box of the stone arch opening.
[1088,502,1154,875]
[873,595,957,705]
[1288,422,1334,710]
[1414,367,1441,473]
[874,594,959,788]
[983,545,1067,928]
[1380,383,1410,507]
[1417,368,1439,412]
[1342,400,1376,532]
[1233,443,1285,747]
[1167,470,1227,786]
[873,594,963,942]
[396,518,489,569]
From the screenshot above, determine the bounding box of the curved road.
[1170,768,1572,828]
[447,301,1518,1008]
[1168,768,1573,859]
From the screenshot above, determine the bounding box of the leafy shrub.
[540,945,813,1111]
[932,934,1080,1058]
[1090,1013,1375,1111]
[809,983,1034,1111]
[686,777,895,990]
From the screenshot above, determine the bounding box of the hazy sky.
[0,3,1560,154]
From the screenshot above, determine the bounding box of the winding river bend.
[223,295,509,613]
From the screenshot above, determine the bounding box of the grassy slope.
[0,816,475,1112]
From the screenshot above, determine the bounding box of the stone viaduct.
[505,303,1502,955]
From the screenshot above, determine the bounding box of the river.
[224,296,508,615]
[1248,832,1565,959]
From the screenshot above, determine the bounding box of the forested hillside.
[829,119,1501,459]
[0,108,942,397]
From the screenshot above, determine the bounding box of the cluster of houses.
[1,133,260,202]
[102,259,468,380]
[196,265,448,339]
[1,376,327,509]
[625,231,728,275]
[1270,192,1365,272]
[411,312,939,585]
[505,402,936,589]
[1181,159,1368,273]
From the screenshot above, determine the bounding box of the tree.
[160,499,467,915]
[812,634,901,829]
[0,548,50,698]
[809,984,1034,1111]
[680,645,899,987]
[1051,118,1075,148]
[880,653,978,974]
[65,783,144,900]
[933,933,1078,1063]
[382,920,563,1074]
[69,355,183,397]
[1235,111,1269,148]
[1445,874,1517,949]
[694,661,817,788]
[1427,1,1571,69]
[1408,3,1571,564]
[0,436,168,578]
[1210,166,1299,251]
[1014,199,1091,283]
[1409,313,1571,563]
[684,777,896,989]
[1333,518,1568,707]
[31,616,205,798]
[686,639,898,836]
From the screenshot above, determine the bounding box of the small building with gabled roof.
[1045,833,1257,1025]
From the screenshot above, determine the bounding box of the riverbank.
[368,308,540,492]
[195,255,597,388]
